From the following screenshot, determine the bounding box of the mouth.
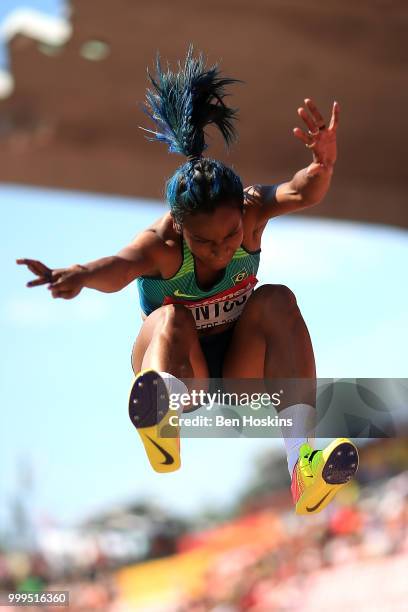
[211,255,232,267]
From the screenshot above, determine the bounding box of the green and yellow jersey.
[137,238,260,330]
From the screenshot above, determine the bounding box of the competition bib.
[163,275,258,330]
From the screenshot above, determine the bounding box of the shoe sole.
[296,438,359,515]
[322,440,359,485]
[129,369,170,428]
[128,369,181,473]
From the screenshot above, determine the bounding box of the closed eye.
[193,229,239,244]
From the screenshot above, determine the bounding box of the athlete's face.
[181,204,244,270]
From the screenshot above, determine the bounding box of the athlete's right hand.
[16,258,87,299]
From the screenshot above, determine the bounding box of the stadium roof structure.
[0,0,406,227]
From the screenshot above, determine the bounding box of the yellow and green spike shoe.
[128,369,181,473]
[291,438,359,515]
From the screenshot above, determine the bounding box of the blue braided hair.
[141,46,244,225]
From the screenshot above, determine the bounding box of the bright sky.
[1,184,407,532]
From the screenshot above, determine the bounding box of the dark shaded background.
[0,0,407,226]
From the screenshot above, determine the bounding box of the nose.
[212,247,231,260]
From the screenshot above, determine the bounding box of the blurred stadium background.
[1,1,407,610]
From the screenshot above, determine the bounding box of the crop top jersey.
[136,238,261,331]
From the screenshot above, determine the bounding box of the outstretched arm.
[16,231,164,299]
[246,99,339,221]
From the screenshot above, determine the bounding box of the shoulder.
[147,211,180,245]
[119,212,182,277]
[244,181,311,222]
[241,183,283,248]
[243,184,280,214]
[128,212,179,252]
[242,185,277,232]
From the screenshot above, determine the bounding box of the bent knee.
[252,284,298,313]
[149,304,196,333]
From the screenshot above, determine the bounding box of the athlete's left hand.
[293,99,339,174]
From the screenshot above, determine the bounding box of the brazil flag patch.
[232,269,248,285]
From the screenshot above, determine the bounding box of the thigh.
[131,305,209,379]
[222,284,290,378]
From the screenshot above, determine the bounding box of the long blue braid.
[140,46,244,224]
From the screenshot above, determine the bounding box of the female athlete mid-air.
[17,48,358,515]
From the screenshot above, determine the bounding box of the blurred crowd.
[0,471,407,611]
[178,471,408,611]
